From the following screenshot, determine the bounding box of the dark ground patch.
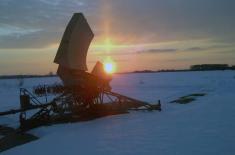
[0,126,15,135]
[184,93,206,97]
[0,125,38,152]
[170,93,206,104]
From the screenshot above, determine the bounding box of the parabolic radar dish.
[54,13,94,71]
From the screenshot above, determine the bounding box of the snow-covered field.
[1,71,235,155]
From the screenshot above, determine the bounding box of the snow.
[1,71,235,154]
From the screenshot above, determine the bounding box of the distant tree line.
[133,70,155,73]
[0,74,57,80]
[190,64,235,71]
[132,64,235,73]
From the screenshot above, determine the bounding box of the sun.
[104,62,116,74]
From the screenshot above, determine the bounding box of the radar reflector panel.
[54,13,94,71]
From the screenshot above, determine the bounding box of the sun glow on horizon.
[104,63,114,74]
[90,37,118,53]
[103,57,117,74]
[104,38,114,52]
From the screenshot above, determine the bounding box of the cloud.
[137,48,178,54]
[184,44,234,52]
[88,58,127,63]
[0,25,42,37]
[0,28,61,48]
[0,0,96,49]
[0,0,235,49]
[186,47,204,51]
[91,48,178,56]
[145,48,177,53]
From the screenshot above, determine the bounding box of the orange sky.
[0,0,235,75]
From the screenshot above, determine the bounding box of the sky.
[0,0,235,75]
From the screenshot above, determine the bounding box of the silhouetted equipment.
[0,13,161,131]
[54,13,93,71]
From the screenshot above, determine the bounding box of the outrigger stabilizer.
[0,84,161,131]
